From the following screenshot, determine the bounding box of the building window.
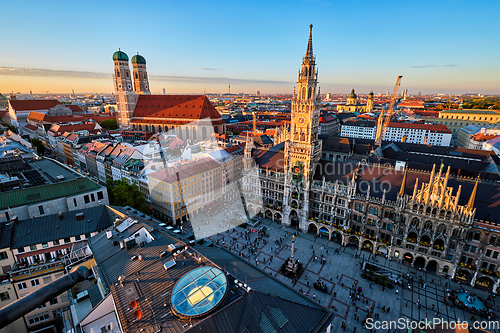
[50,298,58,305]
[30,245,37,251]
[38,205,44,215]
[74,198,77,207]
[53,240,60,245]
[97,191,104,200]
[31,279,40,287]
[0,251,7,260]
[54,272,64,279]
[0,291,10,301]
[75,235,81,241]
[28,312,50,325]
[17,247,25,253]
[42,276,52,284]
[17,282,27,290]
[64,238,71,244]
[91,193,95,202]
[42,242,48,248]
[84,195,90,204]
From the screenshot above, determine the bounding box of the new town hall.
[242,26,500,292]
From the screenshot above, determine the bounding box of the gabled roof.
[252,149,285,172]
[132,95,222,121]
[9,99,61,111]
[11,205,112,249]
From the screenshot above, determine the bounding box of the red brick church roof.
[132,95,222,121]
[10,99,61,111]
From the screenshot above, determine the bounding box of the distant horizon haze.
[1,0,499,95]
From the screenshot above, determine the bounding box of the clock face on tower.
[296,116,306,126]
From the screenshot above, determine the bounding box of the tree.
[100,119,118,130]
[31,138,46,155]
[105,179,149,213]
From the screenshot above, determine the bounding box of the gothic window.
[368,206,379,216]
[308,87,312,99]
[116,70,120,77]
[410,217,419,228]
[473,232,481,241]
[452,228,460,237]
[423,221,432,231]
[426,206,431,214]
[304,67,308,77]
[301,87,306,100]
[436,224,446,235]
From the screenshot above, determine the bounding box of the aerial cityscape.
[1,1,500,333]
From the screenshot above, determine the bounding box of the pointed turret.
[466,176,479,211]
[305,24,314,62]
[399,166,408,197]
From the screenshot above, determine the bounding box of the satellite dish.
[134,310,142,320]
[130,300,138,309]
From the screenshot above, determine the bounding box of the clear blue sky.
[1,0,499,95]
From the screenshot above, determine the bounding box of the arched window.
[490,235,497,245]
[301,87,307,100]
[304,67,308,77]
[423,221,432,231]
[192,128,197,141]
[202,127,207,139]
[308,87,312,99]
[138,125,142,131]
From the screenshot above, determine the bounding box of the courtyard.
[207,218,500,332]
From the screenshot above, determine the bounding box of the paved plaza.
[204,218,500,332]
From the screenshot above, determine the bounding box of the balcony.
[10,259,66,280]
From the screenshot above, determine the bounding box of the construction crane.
[253,111,257,135]
[374,75,403,146]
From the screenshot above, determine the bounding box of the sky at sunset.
[1,0,499,96]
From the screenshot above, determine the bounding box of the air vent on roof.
[56,175,65,181]
[75,213,84,221]
[163,259,176,270]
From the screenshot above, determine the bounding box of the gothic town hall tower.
[282,25,323,229]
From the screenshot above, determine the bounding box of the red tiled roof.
[386,122,451,133]
[27,111,49,122]
[9,99,61,111]
[132,95,222,121]
[471,133,500,142]
[66,104,84,112]
[48,123,99,136]
[224,144,244,155]
[319,115,336,123]
[24,124,38,131]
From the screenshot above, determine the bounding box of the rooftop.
[9,99,61,111]
[10,205,112,249]
[0,175,102,210]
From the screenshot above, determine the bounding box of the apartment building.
[6,206,112,331]
[341,119,452,146]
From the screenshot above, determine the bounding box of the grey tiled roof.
[11,205,112,249]
[0,223,12,249]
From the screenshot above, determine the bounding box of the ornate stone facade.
[243,26,500,293]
